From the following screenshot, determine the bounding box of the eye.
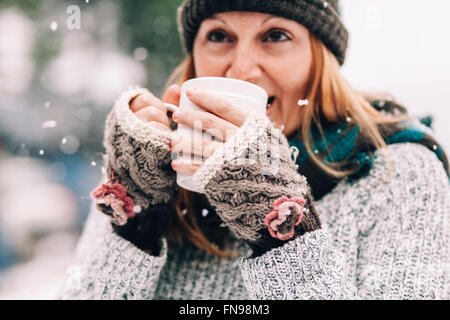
[264,29,291,43]
[207,29,231,43]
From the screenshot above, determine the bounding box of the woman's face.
[193,11,313,136]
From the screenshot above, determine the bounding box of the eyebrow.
[261,16,283,25]
[207,16,228,26]
[207,15,283,27]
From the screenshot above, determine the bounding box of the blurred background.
[0,0,448,299]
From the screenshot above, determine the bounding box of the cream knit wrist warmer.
[92,87,177,255]
[193,113,321,257]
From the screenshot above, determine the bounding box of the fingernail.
[172,159,182,168]
[172,112,179,122]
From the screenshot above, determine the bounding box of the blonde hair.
[301,35,409,178]
[163,34,408,257]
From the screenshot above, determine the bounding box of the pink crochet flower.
[91,171,136,226]
[264,196,305,241]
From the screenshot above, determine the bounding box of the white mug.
[165,77,268,193]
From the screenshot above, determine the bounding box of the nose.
[225,44,262,82]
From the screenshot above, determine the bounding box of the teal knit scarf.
[288,101,450,200]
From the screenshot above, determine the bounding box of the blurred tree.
[117,0,184,95]
[1,0,184,94]
[0,0,41,18]
[0,0,186,220]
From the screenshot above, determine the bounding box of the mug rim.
[181,77,268,99]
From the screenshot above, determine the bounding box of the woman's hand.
[170,88,249,175]
[168,88,321,257]
[129,84,181,132]
[91,85,183,254]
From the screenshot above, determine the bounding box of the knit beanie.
[177,0,349,65]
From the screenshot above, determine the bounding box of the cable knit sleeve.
[101,86,176,208]
[193,113,321,257]
[192,112,449,299]
[60,87,179,299]
[238,143,450,299]
[91,87,178,255]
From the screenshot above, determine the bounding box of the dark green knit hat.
[177,0,349,65]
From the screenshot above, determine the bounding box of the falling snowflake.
[41,120,58,129]
[90,161,96,167]
[201,208,209,217]
[60,135,80,154]
[44,101,51,108]
[133,47,148,62]
[298,99,309,107]
[133,205,142,213]
[50,21,58,31]
[39,149,45,155]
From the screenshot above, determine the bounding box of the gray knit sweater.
[61,88,450,300]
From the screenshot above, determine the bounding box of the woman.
[62,0,450,300]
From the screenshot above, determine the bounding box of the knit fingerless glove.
[91,87,177,255]
[193,113,321,257]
